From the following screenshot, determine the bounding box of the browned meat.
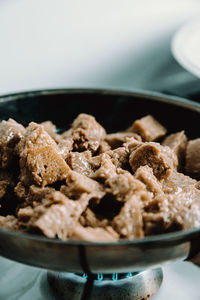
[61,171,105,201]
[17,121,70,187]
[16,122,57,154]
[57,138,73,161]
[0,119,25,169]
[71,114,106,152]
[98,141,111,153]
[162,131,187,168]
[92,154,117,182]
[135,166,163,195]
[112,194,144,238]
[19,145,70,186]
[80,208,109,228]
[67,151,94,176]
[129,142,178,180]
[143,171,200,235]
[71,224,119,242]
[17,191,87,239]
[106,132,141,149]
[0,113,200,242]
[0,215,19,231]
[130,115,167,142]
[105,171,145,202]
[61,128,73,140]
[123,137,143,153]
[40,121,62,144]
[185,138,200,178]
[107,147,129,169]
[15,182,55,209]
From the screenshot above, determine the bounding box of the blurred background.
[1,1,200,299]
[0,0,200,98]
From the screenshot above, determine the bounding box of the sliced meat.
[112,193,144,239]
[16,122,57,154]
[19,145,70,186]
[130,115,167,142]
[71,224,119,242]
[71,113,106,153]
[123,137,143,153]
[92,154,117,182]
[80,208,109,228]
[40,121,62,144]
[106,132,141,149]
[107,147,129,169]
[0,119,25,169]
[185,138,200,178]
[57,138,73,161]
[67,151,94,177]
[61,171,105,200]
[98,141,111,153]
[135,165,163,195]
[17,122,71,186]
[162,131,187,168]
[0,215,19,231]
[105,171,145,202]
[15,182,56,208]
[143,171,200,235]
[17,191,87,239]
[61,128,73,140]
[129,142,178,180]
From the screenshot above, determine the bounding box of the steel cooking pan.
[0,89,200,274]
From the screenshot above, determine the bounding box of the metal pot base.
[48,268,163,300]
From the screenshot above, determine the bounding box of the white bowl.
[172,19,200,78]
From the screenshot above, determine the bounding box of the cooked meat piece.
[162,170,197,194]
[14,182,29,200]
[185,138,200,178]
[61,128,73,140]
[135,166,163,195]
[57,138,73,161]
[16,122,57,154]
[143,171,200,235]
[162,131,187,167]
[40,121,62,144]
[17,123,71,186]
[80,208,109,228]
[1,113,200,242]
[130,115,167,142]
[67,151,94,177]
[92,154,117,182]
[98,141,111,153]
[107,147,129,169]
[106,132,141,149]
[71,114,106,153]
[71,224,119,242]
[19,145,70,186]
[112,194,144,238]
[143,192,200,235]
[15,182,56,208]
[17,191,87,239]
[129,142,178,180]
[123,137,143,153]
[0,215,19,231]
[0,119,25,169]
[105,171,145,202]
[61,171,105,200]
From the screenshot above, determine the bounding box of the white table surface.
[1,1,200,299]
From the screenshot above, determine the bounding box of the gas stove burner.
[48,268,163,300]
